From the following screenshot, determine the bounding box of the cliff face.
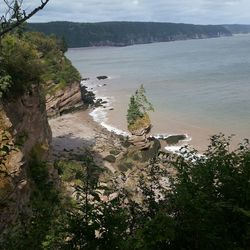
[0,84,51,233]
[45,81,96,118]
[46,81,83,118]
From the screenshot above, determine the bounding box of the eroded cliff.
[0,84,51,233]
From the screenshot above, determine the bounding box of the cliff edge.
[0,84,51,233]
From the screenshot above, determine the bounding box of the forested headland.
[27,21,232,48]
[223,24,250,34]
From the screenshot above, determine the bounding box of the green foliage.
[0,34,42,98]
[1,153,63,250]
[50,135,250,250]
[127,95,143,127]
[0,68,12,98]
[0,31,80,100]
[23,32,80,92]
[2,135,249,249]
[135,85,154,113]
[169,134,250,249]
[127,84,154,131]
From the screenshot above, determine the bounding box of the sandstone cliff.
[46,81,83,118]
[45,81,96,118]
[0,84,51,233]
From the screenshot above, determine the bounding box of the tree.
[168,135,250,249]
[0,0,50,38]
[0,1,50,97]
[127,84,154,132]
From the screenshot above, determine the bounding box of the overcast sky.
[24,0,250,24]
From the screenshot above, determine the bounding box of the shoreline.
[50,76,246,157]
[82,77,194,153]
[81,77,245,153]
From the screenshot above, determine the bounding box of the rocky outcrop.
[129,119,151,150]
[97,76,108,80]
[46,81,83,118]
[0,84,51,233]
[46,82,96,118]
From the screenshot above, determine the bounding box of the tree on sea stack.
[127,84,154,134]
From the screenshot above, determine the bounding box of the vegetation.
[0,31,80,99]
[1,151,62,249]
[1,7,249,249]
[0,0,49,37]
[0,34,43,98]
[223,24,250,34]
[27,21,232,48]
[127,85,154,132]
[54,135,250,249]
[2,135,247,249]
[25,32,80,92]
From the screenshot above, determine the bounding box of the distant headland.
[27,21,234,48]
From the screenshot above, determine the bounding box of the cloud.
[24,0,250,24]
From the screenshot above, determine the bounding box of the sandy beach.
[48,110,126,174]
[49,110,98,155]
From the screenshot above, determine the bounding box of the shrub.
[1,34,42,98]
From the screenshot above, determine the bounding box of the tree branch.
[0,0,49,37]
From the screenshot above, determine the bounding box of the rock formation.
[129,122,151,150]
[46,81,83,118]
[0,84,51,233]
[46,82,96,118]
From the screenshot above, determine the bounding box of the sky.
[23,0,250,24]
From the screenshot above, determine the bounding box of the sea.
[66,34,250,152]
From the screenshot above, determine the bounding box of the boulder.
[104,154,116,163]
[165,134,187,144]
[81,77,90,81]
[97,75,108,80]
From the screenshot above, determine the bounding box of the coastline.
[82,77,194,153]
[81,77,244,153]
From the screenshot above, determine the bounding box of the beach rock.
[104,155,116,163]
[95,98,104,107]
[141,139,161,161]
[97,75,108,80]
[82,77,90,81]
[109,149,120,156]
[165,134,187,144]
[129,134,150,150]
[80,85,95,107]
[116,138,161,172]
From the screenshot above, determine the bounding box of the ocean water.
[66,34,250,151]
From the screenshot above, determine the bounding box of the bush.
[56,135,250,250]
[1,34,42,98]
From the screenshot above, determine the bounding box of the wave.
[85,76,130,137]
[151,133,192,142]
[100,122,130,136]
[165,145,204,161]
[164,145,184,154]
[83,76,194,152]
